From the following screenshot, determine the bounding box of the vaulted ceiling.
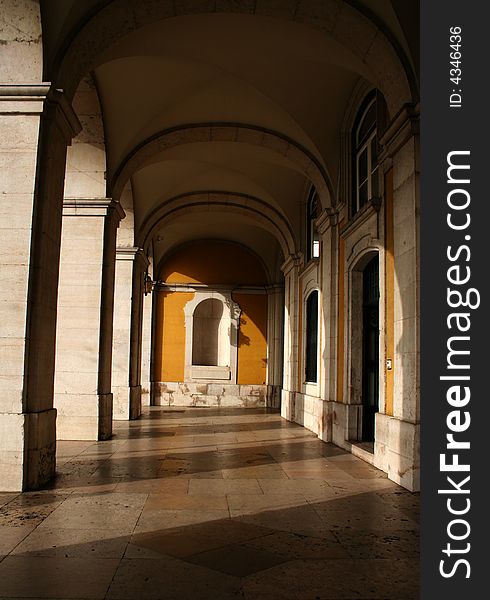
[40,0,419,282]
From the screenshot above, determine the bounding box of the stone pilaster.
[112,247,149,420]
[375,105,420,490]
[316,209,338,442]
[141,278,154,407]
[266,284,284,408]
[55,198,125,441]
[280,254,302,421]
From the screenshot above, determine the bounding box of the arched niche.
[184,292,241,384]
[192,298,224,367]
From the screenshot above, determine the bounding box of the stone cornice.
[316,208,339,235]
[0,83,52,98]
[0,84,82,141]
[155,283,270,295]
[116,246,149,268]
[379,103,419,161]
[340,198,381,240]
[0,83,51,114]
[63,198,125,221]
[281,253,303,276]
[300,257,319,279]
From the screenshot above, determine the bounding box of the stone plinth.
[152,381,267,408]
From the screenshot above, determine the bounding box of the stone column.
[55,198,125,441]
[280,254,302,421]
[150,287,160,406]
[266,285,284,408]
[112,247,149,420]
[0,85,80,490]
[141,281,153,407]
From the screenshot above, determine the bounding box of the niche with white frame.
[184,291,241,382]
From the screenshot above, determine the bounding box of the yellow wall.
[159,240,268,285]
[154,291,194,382]
[234,293,268,385]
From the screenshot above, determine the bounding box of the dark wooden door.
[362,256,379,441]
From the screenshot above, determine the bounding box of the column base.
[98,393,113,440]
[280,389,295,421]
[0,409,56,492]
[141,385,150,407]
[374,413,420,491]
[266,385,281,409]
[129,385,141,420]
[113,386,141,420]
[330,401,362,447]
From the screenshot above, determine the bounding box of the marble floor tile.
[186,542,287,576]
[12,527,131,559]
[144,493,228,511]
[0,556,120,599]
[257,478,333,496]
[0,526,36,555]
[134,508,230,533]
[37,493,147,533]
[0,494,70,527]
[106,557,242,600]
[241,530,349,560]
[227,493,306,515]
[114,477,189,494]
[188,479,263,495]
[310,494,420,531]
[222,465,289,479]
[130,518,272,559]
[242,558,419,599]
[0,495,19,509]
[236,506,335,539]
[332,529,420,559]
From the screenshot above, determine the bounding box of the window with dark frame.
[306,188,320,260]
[305,290,319,383]
[352,92,379,216]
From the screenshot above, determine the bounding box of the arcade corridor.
[0,407,419,599]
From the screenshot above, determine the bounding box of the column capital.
[0,83,51,114]
[44,88,82,143]
[316,208,339,235]
[116,246,149,269]
[0,84,82,142]
[63,198,125,221]
[281,253,303,276]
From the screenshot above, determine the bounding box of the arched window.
[306,188,320,260]
[305,290,319,383]
[352,92,379,216]
[192,298,223,366]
